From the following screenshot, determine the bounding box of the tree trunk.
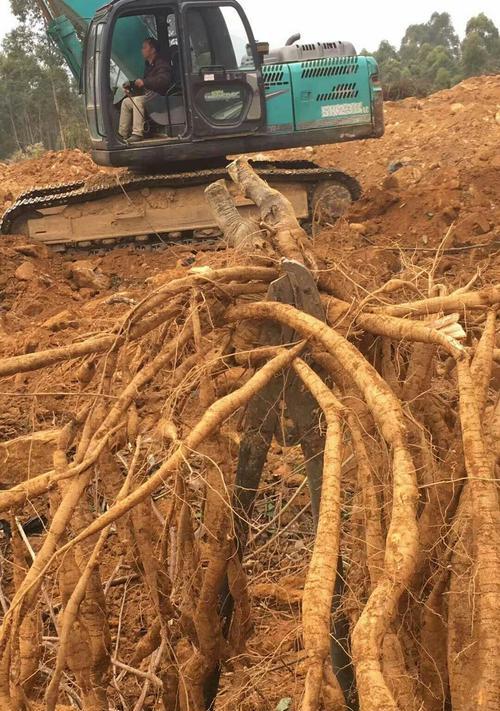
[50,78,67,150]
[7,100,22,153]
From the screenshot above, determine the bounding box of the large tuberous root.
[0,159,498,711]
[292,359,346,711]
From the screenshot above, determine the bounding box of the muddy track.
[0,162,361,236]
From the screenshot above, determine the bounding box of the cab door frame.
[179,0,266,139]
[90,0,190,148]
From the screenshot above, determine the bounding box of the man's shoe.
[128,134,143,143]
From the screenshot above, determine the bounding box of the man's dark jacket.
[144,55,172,96]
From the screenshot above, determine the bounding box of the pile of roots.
[0,159,498,711]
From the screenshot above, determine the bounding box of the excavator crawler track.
[1,161,361,246]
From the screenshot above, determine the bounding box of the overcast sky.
[1,2,500,50]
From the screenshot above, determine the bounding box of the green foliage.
[8,142,47,162]
[462,13,500,77]
[401,12,460,61]
[374,12,499,100]
[9,0,42,23]
[0,6,87,160]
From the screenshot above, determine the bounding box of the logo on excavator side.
[321,102,369,117]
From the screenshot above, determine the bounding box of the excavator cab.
[84,0,265,166]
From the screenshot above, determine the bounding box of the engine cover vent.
[317,82,359,101]
[262,66,287,87]
[301,56,359,79]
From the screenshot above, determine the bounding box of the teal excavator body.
[35,0,383,168]
[262,55,380,135]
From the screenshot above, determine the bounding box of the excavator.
[1,0,384,247]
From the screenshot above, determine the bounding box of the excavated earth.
[0,75,499,710]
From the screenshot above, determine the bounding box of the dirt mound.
[278,75,500,253]
[274,74,500,302]
[0,149,115,214]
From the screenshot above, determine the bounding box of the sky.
[1,1,500,50]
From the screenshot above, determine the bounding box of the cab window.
[186,6,255,72]
[187,9,214,71]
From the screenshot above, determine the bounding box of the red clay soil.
[0,75,498,710]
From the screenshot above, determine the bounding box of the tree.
[9,0,42,23]
[400,12,460,62]
[374,40,399,66]
[421,45,458,83]
[426,11,461,57]
[0,21,87,159]
[466,13,500,52]
[376,11,499,100]
[380,13,462,97]
[434,66,452,90]
[461,14,500,77]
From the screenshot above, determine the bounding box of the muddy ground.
[0,75,499,710]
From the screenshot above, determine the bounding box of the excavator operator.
[119,37,172,143]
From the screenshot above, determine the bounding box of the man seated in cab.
[119,37,172,143]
